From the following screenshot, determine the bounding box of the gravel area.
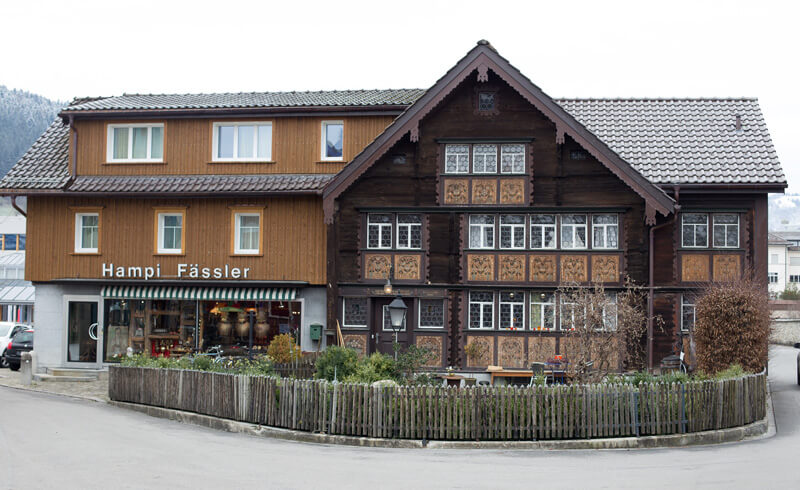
[0,369,108,402]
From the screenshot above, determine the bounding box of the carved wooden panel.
[527,336,556,364]
[529,255,557,282]
[443,178,469,204]
[394,254,421,280]
[681,254,710,282]
[499,179,525,205]
[498,336,526,368]
[416,335,443,367]
[560,255,588,283]
[713,254,741,282]
[471,179,497,204]
[465,335,494,368]
[343,334,367,356]
[467,254,495,281]
[591,255,620,283]
[498,254,525,282]
[364,253,392,279]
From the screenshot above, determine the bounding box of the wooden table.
[439,374,465,387]
[488,369,533,385]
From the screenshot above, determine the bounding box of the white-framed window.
[74,213,99,253]
[234,213,261,255]
[768,272,779,284]
[107,123,164,162]
[600,294,617,331]
[499,215,526,249]
[500,144,525,174]
[444,144,470,174]
[530,292,555,331]
[469,215,495,249]
[367,214,393,249]
[472,144,497,173]
[342,297,367,328]
[791,257,800,266]
[418,299,445,329]
[157,213,183,254]
[561,214,587,249]
[560,298,584,331]
[712,214,739,248]
[682,213,708,248]
[530,214,556,249]
[681,295,695,332]
[468,291,494,329]
[212,122,272,162]
[592,214,618,249]
[321,121,344,161]
[771,254,780,264]
[499,291,525,330]
[396,214,422,249]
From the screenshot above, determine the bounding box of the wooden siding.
[26,195,326,284]
[73,116,394,176]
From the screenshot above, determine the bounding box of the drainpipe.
[10,196,26,217]
[648,186,680,371]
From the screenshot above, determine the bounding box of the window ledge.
[230,253,264,257]
[71,252,100,256]
[154,252,186,257]
[316,160,346,164]
[208,160,276,165]
[103,161,166,166]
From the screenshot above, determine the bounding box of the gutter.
[10,196,26,217]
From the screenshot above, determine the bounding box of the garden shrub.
[344,353,398,383]
[314,346,359,381]
[395,344,433,381]
[267,333,301,363]
[779,284,800,300]
[120,353,274,376]
[694,274,770,374]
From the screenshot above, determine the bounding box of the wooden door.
[372,298,414,356]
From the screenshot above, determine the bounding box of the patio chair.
[529,362,548,386]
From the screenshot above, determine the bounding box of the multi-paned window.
[234,212,261,255]
[396,214,422,249]
[74,213,99,253]
[342,297,367,328]
[560,298,583,331]
[1,234,25,251]
[321,121,344,161]
[790,275,800,283]
[530,292,555,331]
[592,214,618,249]
[499,215,525,249]
[469,215,495,249]
[367,214,393,249]
[418,299,445,328]
[530,215,557,249]
[712,214,739,248]
[600,294,617,331]
[443,143,526,174]
[157,212,184,254]
[681,295,695,332]
[212,122,272,162]
[468,291,494,329]
[561,214,587,249]
[768,272,779,284]
[499,291,525,330]
[681,213,709,248]
[107,123,164,162]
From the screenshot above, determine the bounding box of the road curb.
[109,399,769,450]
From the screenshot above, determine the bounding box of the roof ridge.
[556,97,759,102]
[112,88,426,98]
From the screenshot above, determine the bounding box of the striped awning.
[100,285,296,301]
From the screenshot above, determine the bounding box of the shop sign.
[102,263,251,280]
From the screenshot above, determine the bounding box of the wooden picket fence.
[108,367,766,441]
[271,356,317,379]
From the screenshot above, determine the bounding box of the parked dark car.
[795,342,800,386]
[5,328,33,371]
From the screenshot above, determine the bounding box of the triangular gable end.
[323,40,675,224]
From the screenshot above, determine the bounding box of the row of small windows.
[469,214,618,250]
[681,213,739,248]
[75,210,262,255]
[468,291,618,331]
[367,214,423,249]
[107,121,344,164]
[0,234,25,251]
[444,143,526,175]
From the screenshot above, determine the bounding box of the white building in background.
[0,214,33,323]
[768,231,800,296]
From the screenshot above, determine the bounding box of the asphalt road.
[1,346,799,490]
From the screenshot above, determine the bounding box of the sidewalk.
[0,369,109,402]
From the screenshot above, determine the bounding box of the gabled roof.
[322,41,676,223]
[0,120,70,190]
[60,89,426,114]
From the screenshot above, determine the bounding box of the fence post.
[328,382,338,435]
[632,389,640,437]
[680,383,686,434]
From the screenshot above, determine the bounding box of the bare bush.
[693,272,770,374]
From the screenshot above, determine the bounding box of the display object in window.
[469,215,495,249]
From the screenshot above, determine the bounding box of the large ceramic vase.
[235,314,249,338]
[217,312,232,337]
[254,306,268,338]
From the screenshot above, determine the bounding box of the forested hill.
[0,85,64,177]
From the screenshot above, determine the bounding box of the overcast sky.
[3,0,798,191]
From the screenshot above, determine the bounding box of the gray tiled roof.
[61,89,427,112]
[0,120,70,190]
[0,96,785,191]
[67,174,333,194]
[556,98,785,185]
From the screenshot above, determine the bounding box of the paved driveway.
[0,346,799,489]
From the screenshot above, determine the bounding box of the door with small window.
[371,298,414,356]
